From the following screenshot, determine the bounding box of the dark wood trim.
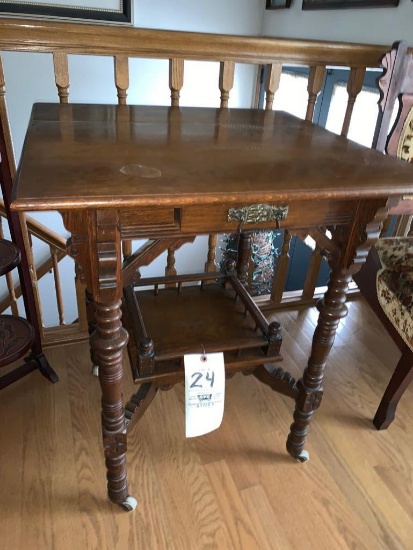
[0,1,132,24]
[303,0,399,9]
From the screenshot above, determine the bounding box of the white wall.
[1,0,265,326]
[135,0,263,34]
[262,0,413,46]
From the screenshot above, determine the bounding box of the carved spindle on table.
[341,67,366,137]
[169,58,184,107]
[236,231,253,287]
[205,234,218,273]
[305,65,326,122]
[267,321,282,357]
[270,230,292,304]
[114,55,129,105]
[53,51,70,103]
[74,262,88,335]
[50,245,65,325]
[165,246,177,278]
[219,61,235,108]
[165,245,178,289]
[265,63,282,111]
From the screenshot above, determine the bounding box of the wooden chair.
[354,41,413,429]
[0,113,58,388]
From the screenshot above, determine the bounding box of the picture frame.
[266,0,292,8]
[0,1,132,24]
[302,0,398,9]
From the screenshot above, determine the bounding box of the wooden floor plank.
[1,298,413,549]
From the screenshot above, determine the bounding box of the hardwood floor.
[1,298,413,549]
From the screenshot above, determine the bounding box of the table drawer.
[120,207,180,238]
[181,200,357,234]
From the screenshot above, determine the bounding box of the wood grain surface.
[1,298,412,549]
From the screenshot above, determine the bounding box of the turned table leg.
[287,267,351,461]
[90,298,135,509]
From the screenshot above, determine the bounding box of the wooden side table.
[11,103,413,510]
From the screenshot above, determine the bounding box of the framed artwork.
[302,0,398,8]
[266,0,292,8]
[0,1,132,24]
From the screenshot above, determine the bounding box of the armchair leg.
[373,349,413,430]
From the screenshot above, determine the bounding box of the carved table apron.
[11,103,413,510]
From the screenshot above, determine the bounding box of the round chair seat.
[0,238,20,276]
[0,315,34,368]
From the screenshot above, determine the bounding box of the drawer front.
[181,200,357,234]
[120,207,180,238]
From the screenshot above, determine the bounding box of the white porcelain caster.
[92,365,99,377]
[296,449,310,463]
[120,495,137,511]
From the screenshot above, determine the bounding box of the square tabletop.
[12,103,413,212]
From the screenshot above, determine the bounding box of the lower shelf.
[0,314,35,368]
[123,277,282,385]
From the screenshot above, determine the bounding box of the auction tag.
[184,352,225,438]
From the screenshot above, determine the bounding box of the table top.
[12,103,413,212]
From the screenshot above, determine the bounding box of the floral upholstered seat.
[376,238,413,352]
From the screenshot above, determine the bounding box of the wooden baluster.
[0,218,19,316]
[21,214,45,339]
[115,55,129,105]
[341,67,366,137]
[302,244,324,301]
[393,215,413,237]
[169,58,184,107]
[53,51,70,103]
[205,234,218,273]
[122,241,132,260]
[270,230,292,304]
[219,61,235,108]
[50,245,65,325]
[0,54,16,176]
[265,63,282,111]
[407,218,413,237]
[305,65,325,122]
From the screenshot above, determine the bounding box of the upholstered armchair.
[354,41,413,429]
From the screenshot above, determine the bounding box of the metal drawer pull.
[228,203,288,226]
